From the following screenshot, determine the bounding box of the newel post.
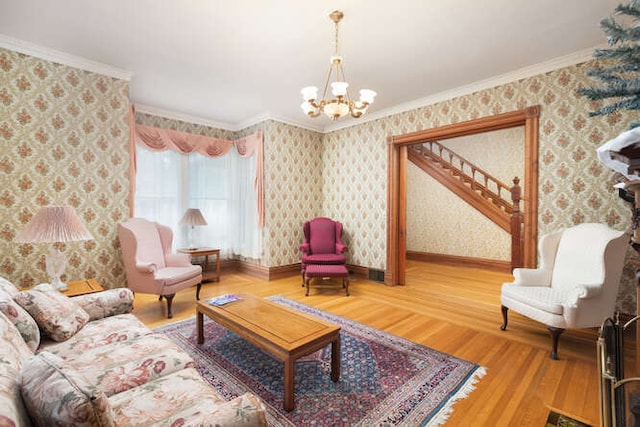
[510,177,524,270]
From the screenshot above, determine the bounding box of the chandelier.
[300,10,376,120]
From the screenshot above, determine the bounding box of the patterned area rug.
[154,296,486,426]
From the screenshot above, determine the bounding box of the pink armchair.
[118,218,202,318]
[300,217,347,285]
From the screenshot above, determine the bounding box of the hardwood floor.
[133,260,634,426]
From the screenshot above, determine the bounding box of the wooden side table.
[178,247,220,282]
[62,278,105,297]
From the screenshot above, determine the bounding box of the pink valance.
[128,110,264,227]
[135,125,237,157]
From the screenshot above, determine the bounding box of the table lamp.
[179,208,208,249]
[15,205,94,291]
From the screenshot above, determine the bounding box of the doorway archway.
[386,106,540,285]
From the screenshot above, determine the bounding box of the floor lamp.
[15,206,94,291]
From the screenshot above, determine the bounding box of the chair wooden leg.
[500,305,508,331]
[547,326,564,360]
[305,277,310,296]
[196,282,202,300]
[301,268,306,287]
[164,294,175,319]
[344,278,350,296]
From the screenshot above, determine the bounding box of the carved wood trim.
[387,107,539,285]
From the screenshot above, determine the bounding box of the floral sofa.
[0,277,267,426]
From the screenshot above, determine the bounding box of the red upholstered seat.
[299,217,348,286]
[304,264,349,278]
[301,253,346,265]
[304,264,350,296]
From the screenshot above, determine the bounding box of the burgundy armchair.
[300,217,347,284]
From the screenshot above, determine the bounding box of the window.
[134,145,261,259]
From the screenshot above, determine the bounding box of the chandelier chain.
[334,17,339,55]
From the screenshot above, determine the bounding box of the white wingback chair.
[118,218,202,318]
[500,223,628,359]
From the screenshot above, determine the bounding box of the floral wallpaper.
[237,121,324,268]
[135,111,235,140]
[134,115,324,269]
[119,61,640,314]
[322,122,388,269]
[1,45,636,313]
[0,48,130,289]
[321,62,636,314]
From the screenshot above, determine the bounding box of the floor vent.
[368,269,385,283]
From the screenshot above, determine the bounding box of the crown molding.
[140,46,600,135]
[0,34,133,81]
[135,105,325,134]
[134,103,237,132]
[2,34,601,136]
[236,112,325,133]
[323,46,600,133]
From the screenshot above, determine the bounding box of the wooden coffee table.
[196,292,341,412]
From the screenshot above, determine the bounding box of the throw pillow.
[21,351,115,427]
[0,290,40,352]
[13,283,90,342]
[0,276,19,297]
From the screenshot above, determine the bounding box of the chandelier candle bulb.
[301,102,314,115]
[359,89,377,104]
[301,86,318,102]
[331,82,349,97]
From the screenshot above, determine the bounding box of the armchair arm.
[73,288,134,321]
[572,283,603,300]
[300,243,310,254]
[165,253,192,267]
[336,243,347,254]
[512,267,552,286]
[563,283,603,327]
[136,262,157,273]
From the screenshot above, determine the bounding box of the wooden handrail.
[408,142,524,270]
[413,142,514,213]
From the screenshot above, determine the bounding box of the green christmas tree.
[577,0,640,128]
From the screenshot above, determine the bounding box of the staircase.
[407,141,524,269]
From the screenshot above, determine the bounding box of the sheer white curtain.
[134,145,261,259]
[134,148,183,235]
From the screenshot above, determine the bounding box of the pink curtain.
[130,115,264,227]
[135,125,235,157]
[127,104,137,217]
[234,132,264,228]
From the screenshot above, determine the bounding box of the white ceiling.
[0,0,620,132]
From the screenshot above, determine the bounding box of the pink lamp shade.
[179,208,208,227]
[15,206,93,243]
[15,206,93,291]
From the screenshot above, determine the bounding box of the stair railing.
[409,141,524,269]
